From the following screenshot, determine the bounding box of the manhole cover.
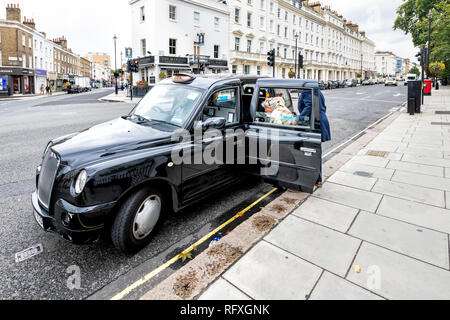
[354,171,373,177]
[367,150,389,158]
[435,111,450,115]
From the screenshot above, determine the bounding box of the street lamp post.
[361,54,363,80]
[294,33,299,79]
[113,34,118,95]
[427,10,433,86]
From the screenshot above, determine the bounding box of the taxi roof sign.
[172,74,196,84]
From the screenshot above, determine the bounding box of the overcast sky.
[1,0,416,62]
[319,0,416,60]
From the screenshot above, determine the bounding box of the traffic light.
[132,59,139,72]
[416,48,426,66]
[298,54,304,70]
[127,59,140,73]
[267,49,275,67]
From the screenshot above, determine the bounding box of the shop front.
[208,59,229,74]
[137,56,156,84]
[158,56,191,80]
[55,74,69,92]
[0,67,35,97]
[35,69,47,94]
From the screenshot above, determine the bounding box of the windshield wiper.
[124,114,149,123]
[148,119,180,128]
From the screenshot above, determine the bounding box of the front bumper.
[31,192,116,244]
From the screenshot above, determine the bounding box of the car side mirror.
[196,117,226,131]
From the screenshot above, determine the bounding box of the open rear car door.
[245,79,323,194]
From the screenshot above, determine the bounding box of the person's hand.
[297,116,310,125]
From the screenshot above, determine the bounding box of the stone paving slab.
[314,182,383,212]
[265,216,361,277]
[327,171,378,191]
[339,162,395,180]
[309,272,383,300]
[407,142,450,151]
[199,278,251,301]
[372,179,445,208]
[292,197,359,233]
[402,154,450,168]
[446,192,449,210]
[346,155,389,168]
[391,170,450,192]
[376,196,450,234]
[347,242,450,300]
[387,160,445,177]
[222,241,322,300]
[349,211,449,269]
[396,147,444,159]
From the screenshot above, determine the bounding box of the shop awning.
[159,65,192,70]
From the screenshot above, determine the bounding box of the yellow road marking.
[110,187,278,300]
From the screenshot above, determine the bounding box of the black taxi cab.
[32,74,323,253]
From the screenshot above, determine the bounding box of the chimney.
[23,17,36,30]
[53,36,68,49]
[6,3,21,22]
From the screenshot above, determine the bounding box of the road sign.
[125,47,132,58]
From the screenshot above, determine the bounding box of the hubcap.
[132,195,162,240]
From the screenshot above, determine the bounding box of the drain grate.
[431,122,450,126]
[367,150,389,158]
[354,171,373,178]
[435,111,450,115]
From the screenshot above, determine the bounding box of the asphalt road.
[0,83,407,300]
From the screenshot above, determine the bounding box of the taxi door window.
[203,88,239,125]
[255,87,311,128]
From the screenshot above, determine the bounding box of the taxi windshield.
[130,85,203,127]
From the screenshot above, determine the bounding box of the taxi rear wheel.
[111,187,165,254]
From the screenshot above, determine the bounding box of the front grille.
[38,150,60,210]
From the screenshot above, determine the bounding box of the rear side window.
[254,87,313,128]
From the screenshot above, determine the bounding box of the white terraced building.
[129,0,230,84]
[228,0,376,80]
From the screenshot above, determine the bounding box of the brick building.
[0,3,35,96]
[0,3,92,96]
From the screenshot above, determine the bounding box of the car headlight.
[74,170,87,195]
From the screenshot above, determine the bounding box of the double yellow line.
[111,187,278,300]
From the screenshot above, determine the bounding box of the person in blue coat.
[298,89,331,187]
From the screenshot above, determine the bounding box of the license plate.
[34,209,44,229]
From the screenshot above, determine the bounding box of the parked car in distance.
[362,79,371,86]
[385,78,398,86]
[67,85,82,94]
[327,81,337,89]
[318,81,327,90]
[345,79,357,87]
[340,80,348,88]
[404,74,418,86]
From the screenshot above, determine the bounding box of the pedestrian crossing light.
[267,49,275,67]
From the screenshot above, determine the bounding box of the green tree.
[394,0,442,47]
[409,66,421,77]
[394,0,449,77]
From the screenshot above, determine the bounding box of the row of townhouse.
[129,0,377,84]
[0,3,92,96]
[374,51,411,78]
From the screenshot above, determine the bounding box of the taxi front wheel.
[111,187,165,254]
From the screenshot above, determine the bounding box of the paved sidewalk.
[197,87,450,300]
[99,90,142,103]
[0,91,66,101]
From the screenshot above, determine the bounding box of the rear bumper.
[31,192,116,244]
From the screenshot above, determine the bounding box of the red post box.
[424,79,432,96]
